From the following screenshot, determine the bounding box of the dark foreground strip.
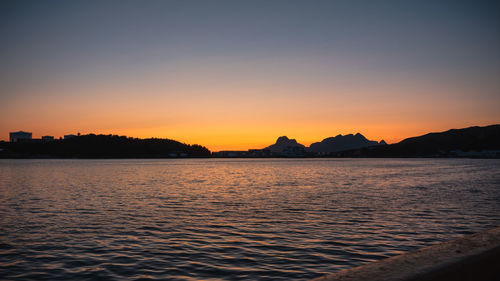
[312,226,500,281]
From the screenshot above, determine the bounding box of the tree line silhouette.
[1,125,499,158]
[0,134,211,158]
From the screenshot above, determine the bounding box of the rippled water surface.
[1,159,499,280]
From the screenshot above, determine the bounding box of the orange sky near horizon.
[1,120,498,152]
[1,67,498,152]
[1,1,499,151]
[2,56,499,151]
[1,55,499,151]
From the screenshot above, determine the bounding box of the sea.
[0,158,499,280]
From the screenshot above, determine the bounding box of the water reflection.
[0,159,499,280]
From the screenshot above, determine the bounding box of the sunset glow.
[1,2,500,280]
[1,1,499,151]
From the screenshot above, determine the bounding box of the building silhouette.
[42,136,55,141]
[9,131,32,142]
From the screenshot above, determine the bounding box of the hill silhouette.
[265,136,305,152]
[263,134,384,155]
[0,134,211,158]
[2,125,498,158]
[339,125,500,157]
[309,133,385,153]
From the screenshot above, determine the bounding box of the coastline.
[312,226,500,281]
[1,156,499,159]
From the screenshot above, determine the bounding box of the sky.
[1,0,499,151]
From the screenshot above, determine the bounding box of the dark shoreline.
[312,226,500,281]
[3,124,499,159]
[1,156,499,159]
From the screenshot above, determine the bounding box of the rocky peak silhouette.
[308,133,382,153]
[265,136,305,152]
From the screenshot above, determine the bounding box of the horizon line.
[4,123,499,152]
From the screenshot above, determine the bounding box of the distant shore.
[2,124,500,159]
[1,156,499,159]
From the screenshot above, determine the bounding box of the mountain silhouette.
[308,133,385,153]
[340,124,500,157]
[263,134,384,154]
[3,125,498,159]
[265,136,305,152]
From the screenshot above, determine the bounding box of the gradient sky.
[1,0,499,151]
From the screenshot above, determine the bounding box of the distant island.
[244,133,386,157]
[1,125,499,158]
[213,124,500,158]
